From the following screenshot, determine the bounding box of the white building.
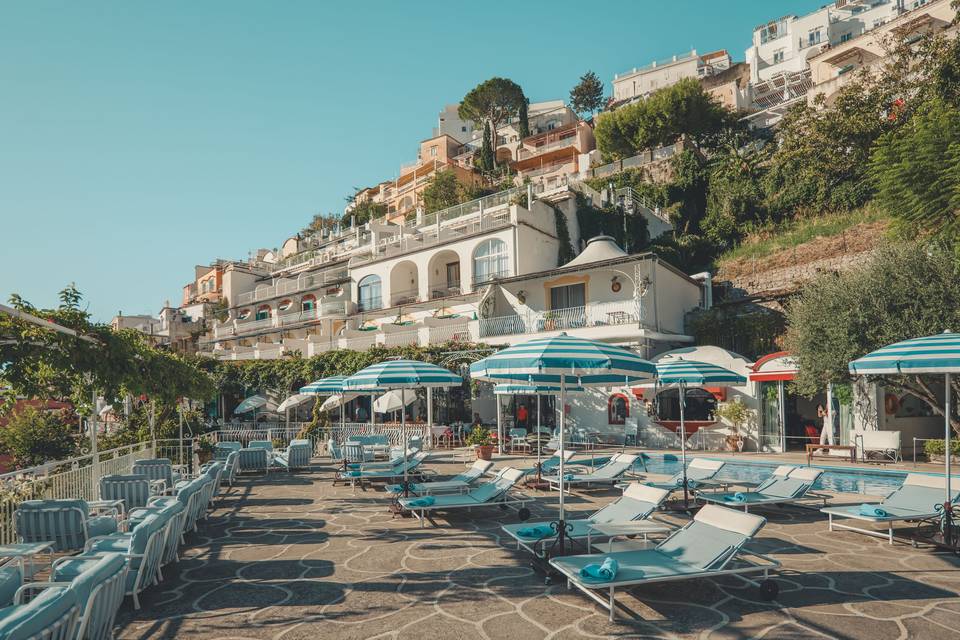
[744,0,908,126]
[435,104,477,145]
[612,49,733,104]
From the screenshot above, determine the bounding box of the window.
[278,299,293,312]
[840,32,852,43]
[773,49,785,64]
[808,29,821,46]
[549,283,585,310]
[461,126,467,132]
[608,394,630,425]
[655,388,717,422]
[238,309,251,320]
[446,261,460,287]
[301,295,316,312]
[429,145,437,157]
[358,275,382,311]
[255,305,271,321]
[472,239,508,284]
[759,19,787,45]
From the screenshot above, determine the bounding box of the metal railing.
[429,281,462,299]
[342,334,378,350]
[428,322,471,344]
[389,286,421,307]
[478,300,638,338]
[472,269,511,286]
[330,423,431,447]
[0,441,154,545]
[383,330,419,348]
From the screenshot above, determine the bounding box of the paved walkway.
[115,455,960,639]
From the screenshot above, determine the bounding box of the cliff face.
[715,218,888,304]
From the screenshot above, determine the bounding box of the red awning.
[749,351,798,382]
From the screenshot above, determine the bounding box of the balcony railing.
[390,286,421,307]
[430,281,462,299]
[383,330,419,348]
[478,300,639,338]
[472,269,511,286]
[428,322,471,344]
[357,297,383,313]
[342,334,378,350]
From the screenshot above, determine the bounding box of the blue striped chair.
[14,500,119,553]
[248,440,273,453]
[0,584,79,640]
[237,448,269,474]
[222,451,239,487]
[19,552,125,640]
[274,440,312,471]
[213,441,242,461]
[131,459,180,494]
[53,512,168,610]
[126,497,185,566]
[99,474,152,512]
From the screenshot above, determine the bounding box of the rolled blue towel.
[347,464,361,470]
[675,476,685,486]
[579,557,620,582]
[724,492,747,502]
[406,496,435,508]
[347,471,362,477]
[859,504,888,518]
[563,474,576,481]
[517,525,554,539]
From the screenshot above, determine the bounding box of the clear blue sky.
[1,0,823,322]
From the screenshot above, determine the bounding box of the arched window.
[255,305,272,321]
[608,394,630,425]
[473,239,508,285]
[358,275,382,311]
[301,294,316,312]
[278,299,293,313]
[655,388,717,422]
[238,309,251,320]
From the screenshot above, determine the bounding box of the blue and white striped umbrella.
[850,331,960,505]
[470,333,655,386]
[849,332,960,375]
[655,358,746,387]
[234,394,268,414]
[300,375,348,395]
[342,360,462,391]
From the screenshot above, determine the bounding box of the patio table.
[587,521,672,553]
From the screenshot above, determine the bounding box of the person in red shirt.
[517,404,528,431]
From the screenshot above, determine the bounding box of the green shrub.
[923,439,960,458]
[0,406,79,468]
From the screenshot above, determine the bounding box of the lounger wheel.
[759,580,779,601]
[518,507,531,521]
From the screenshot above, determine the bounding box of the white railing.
[383,330,419,348]
[330,423,431,447]
[428,322,471,344]
[0,441,154,545]
[319,301,348,316]
[479,300,639,338]
[342,334,378,351]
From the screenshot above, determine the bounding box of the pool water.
[619,454,911,496]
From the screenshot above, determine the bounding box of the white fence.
[479,300,639,338]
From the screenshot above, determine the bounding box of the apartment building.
[111,305,206,354]
[807,0,955,105]
[349,134,479,223]
[200,183,706,363]
[509,121,596,190]
[612,49,733,104]
[745,0,907,126]
[700,62,752,112]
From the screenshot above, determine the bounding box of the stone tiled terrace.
[114,451,960,639]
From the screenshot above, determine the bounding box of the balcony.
[430,281,462,300]
[357,297,383,313]
[478,300,639,339]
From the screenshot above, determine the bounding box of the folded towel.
[406,496,435,508]
[859,504,888,518]
[517,525,554,539]
[579,557,620,582]
[347,471,362,477]
[724,492,747,502]
[675,476,685,486]
[347,463,361,470]
[563,474,576,481]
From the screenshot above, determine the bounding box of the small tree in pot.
[715,400,753,452]
[466,426,495,461]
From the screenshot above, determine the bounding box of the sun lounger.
[545,454,639,492]
[386,460,494,495]
[502,484,671,557]
[522,450,577,476]
[821,473,960,544]
[335,452,429,489]
[644,458,725,493]
[397,468,532,527]
[697,466,825,512]
[549,505,780,621]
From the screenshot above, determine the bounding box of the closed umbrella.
[471,333,655,555]
[374,389,417,414]
[234,394,268,414]
[343,360,462,498]
[650,357,746,507]
[301,376,352,435]
[850,331,960,546]
[277,393,311,413]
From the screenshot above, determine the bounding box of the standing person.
[517,403,529,431]
[356,403,368,424]
[817,403,834,447]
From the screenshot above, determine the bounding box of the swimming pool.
[621,453,913,496]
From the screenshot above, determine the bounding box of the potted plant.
[466,426,495,461]
[714,400,752,452]
[195,435,216,464]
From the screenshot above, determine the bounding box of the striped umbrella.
[343,360,463,496]
[652,357,746,507]
[850,332,960,509]
[471,334,655,542]
[300,375,348,395]
[494,382,585,485]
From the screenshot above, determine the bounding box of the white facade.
[435,104,476,145]
[612,49,732,103]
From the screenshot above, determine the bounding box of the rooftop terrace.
[111,450,960,639]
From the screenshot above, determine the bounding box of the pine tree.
[569,71,605,116]
[518,99,530,139]
[480,122,495,172]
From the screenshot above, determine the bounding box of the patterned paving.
[114,454,960,639]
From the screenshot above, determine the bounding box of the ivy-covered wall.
[686,306,785,361]
[574,192,649,253]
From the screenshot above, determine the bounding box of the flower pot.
[198,450,213,464]
[476,445,495,461]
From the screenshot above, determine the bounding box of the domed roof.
[565,235,628,267]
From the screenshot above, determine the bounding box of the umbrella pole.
[496,396,503,455]
[536,394,542,483]
[946,373,954,545]
[557,375,567,553]
[402,399,409,498]
[680,381,689,508]
[427,387,433,449]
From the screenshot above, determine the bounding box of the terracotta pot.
[198,450,213,464]
[476,445,495,461]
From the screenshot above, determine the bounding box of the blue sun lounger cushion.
[517,525,554,539]
[859,504,889,517]
[406,496,435,508]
